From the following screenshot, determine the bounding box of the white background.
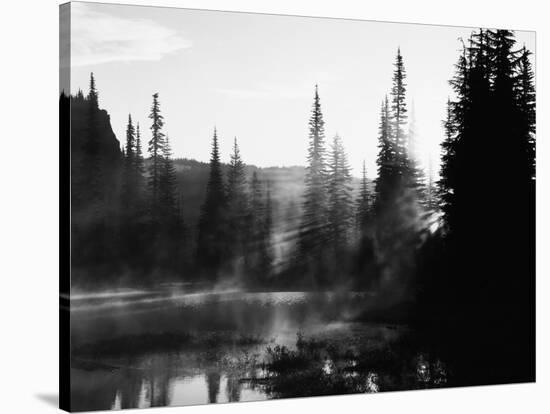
[0,0,547,413]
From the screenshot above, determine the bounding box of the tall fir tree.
[119,114,145,267]
[439,98,457,223]
[159,134,178,222]
[327,134,353,250]
[196,128,227,276]
[374,96,396,212]
[134,123,145,191]
[436,29,536,383]
[260,182,275,277]
[88,72,98,109]
[516,46,536,180]
[354,160,378,288]
[246,172,273,281]
[147,93,166,221]
[121,114,136,210]
[299,85,328,258]
[226,138,247,206]
[125,114,136,163]
[355,161,370,233]
[372,51,424,292]
[390,48,409,180]
[83,72,102,207]
[488,29,524,187]
[225,137,248,267]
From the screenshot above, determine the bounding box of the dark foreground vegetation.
[262,332,448,397]
[71,317,451,410]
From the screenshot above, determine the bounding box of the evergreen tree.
[514,46,536,377]
[354,161,378,288]
[71,73,125,275]
[374,96,396,211]
[88,72,98,109]
[440,30,492,235]
[121,114,136,210]
[134,123,145,190]
[372,51,423,292]
[159,134,178,222]
[516,46,536,180]
[327,134,353,250]
[225,137,248,268]
[489,29,525,186]
[196,128,227,276]
[299,85,328,258]
[246,172,273,282]
[248,171,264,252]
[119,114,144,267]
[226,138,247,207]
[125,114,135,161]
[260,182,275,277]
[82,72,102,206]
[439,98,457,223]
[147,93,166,221]
[390,48,409,180]
[355,161,370,232]
[436,29,536,383]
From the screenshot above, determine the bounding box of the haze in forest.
[67,2,535,178]
[62,3,537,409]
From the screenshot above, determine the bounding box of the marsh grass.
[260,332,449,398]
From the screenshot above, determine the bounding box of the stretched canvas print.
[59,2,536,412]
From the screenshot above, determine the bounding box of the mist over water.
[69,287,448,411]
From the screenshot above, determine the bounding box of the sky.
[67,1,535,179]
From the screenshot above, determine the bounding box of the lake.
[69,288,448,411]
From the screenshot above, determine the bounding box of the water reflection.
[70,291,449,411]
[72,339,449,410]
[71,346,268,411]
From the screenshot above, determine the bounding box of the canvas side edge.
[59,2,72,412]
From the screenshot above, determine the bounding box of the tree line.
[195,130,275,285]
[292,49,436,290]
[67,29,534,309]
[68,75,276,286]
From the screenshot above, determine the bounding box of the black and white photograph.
[58,1,536,412]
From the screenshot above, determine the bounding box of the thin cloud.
[71,3,191,67]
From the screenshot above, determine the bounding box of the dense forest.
[63,28,535,385]
[61,30,535,296]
